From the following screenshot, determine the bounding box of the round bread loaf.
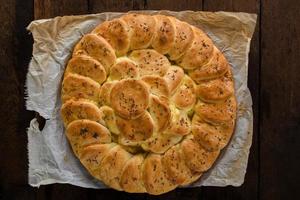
[61,13,237,195]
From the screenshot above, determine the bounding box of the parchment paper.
[26,11,257,188]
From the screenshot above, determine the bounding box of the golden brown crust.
[62,73,100,103]
[141,75,170,97]
[110,79,150,119]
[148,95,171,132]
[120,154,146,193]
[65,55,107,84]
[143,154,177,195]
[168,17,194,60]
[117,112,154,145]
[192,114,235,151]
[66,119,111,157]
[196,70,234,103]
[61,14,237,195]
[99,106,120,135]
[99,81,116,106]
[172,75,197,110]
[129,49,170,77]
[141,133,182,154]
[109,58,139,80]
[177,27,214,69]
[181,137,220,173]
[121,14,156,50]
[73,34,116,72]
[180,172,202,186]
[80,143,116,175]
[98,145,132,190]
[61,99,104,126]
[92,18,130,56]
[162,145,196,185]
[195,96,237,124]
[152,15,175,54]
[189,47,229,83]
[165,106,191,136]
[163,65,185,94]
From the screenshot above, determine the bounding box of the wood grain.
[0,0,33,185]
[146,0,202,10]
[0,0,37,199]
[89,0,134,12]
[34,0,88,19]
[260,0,300,199]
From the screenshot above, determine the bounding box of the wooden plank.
[1,185,38,200]
[45,184,89,200]
[88,189,147,199]
[89,0,134,12]
[145,188,201,200]
[16,0,37,151]
[0,0,33,186]
[0,0,37,199]
[146,0,202,11]
[34,0,88,19]
[203,0,259,11]
[260,0,300,199]
[132,0,146,10]
[202,0,260,199]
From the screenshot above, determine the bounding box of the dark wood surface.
[0,0,299,199]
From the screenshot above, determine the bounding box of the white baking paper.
[26,11,257,188]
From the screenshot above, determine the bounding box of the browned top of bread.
[61,13,237,195]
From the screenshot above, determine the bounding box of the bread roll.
[129,49,170,77]
[61,13,237,195]
[62,73,100,103]
[66,119,111,157]
[92,18,130,56]
[65,55,106,84]
[73,34,116,72]
[121,14,156,50]
[152,15,175,54]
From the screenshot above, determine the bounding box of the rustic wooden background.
[1,0,299,199]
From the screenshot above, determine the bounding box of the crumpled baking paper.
[26,11,257,188]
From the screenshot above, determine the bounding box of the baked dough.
[61,13,237,195]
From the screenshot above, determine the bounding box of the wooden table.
[1,0,299,199]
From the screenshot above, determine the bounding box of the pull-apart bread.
[61,13,237,195]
